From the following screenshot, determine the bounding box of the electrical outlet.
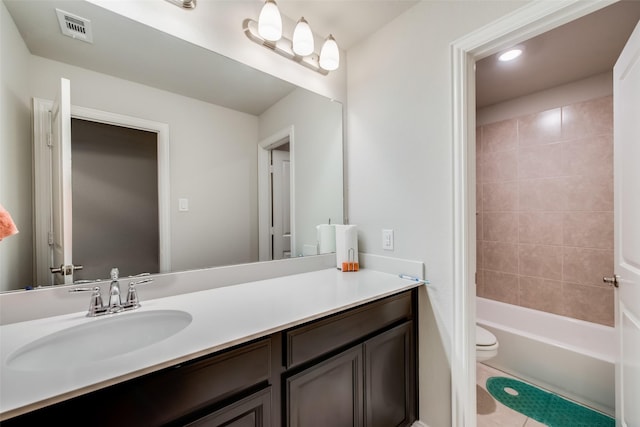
[382,229,394,251]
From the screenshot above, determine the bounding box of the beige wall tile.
[483,181,518,212]
[518,108,561,146]
[518,143,563,179]
[477,212,483,242]
[563,247,614,287]
[483,270,519,304]
[563,282,614,326]
[475,95,613,325]
[519,276,564,315]
[562,96,613,140]
[482,119,517,153]
[562,135,613,177]
[518,212,563,245]
[483,212,518,243]
[483,241,519,274]
[563,212,614,249]
[563,174,613,212]
[476,268,485,297]
[518,244,563,280]
[482,149,518,183]
[519,178,566,212]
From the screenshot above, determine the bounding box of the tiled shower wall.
[476,95,614,326]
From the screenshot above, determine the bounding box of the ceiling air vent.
[55,9,93,44]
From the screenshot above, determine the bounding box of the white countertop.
[0,268,422,420]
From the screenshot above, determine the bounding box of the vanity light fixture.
[243,0,340,75]
[319,34,339,71]
[498,47,523,62]
[258,0,282,41]
[164,0,196,9]
[292,17,314,56]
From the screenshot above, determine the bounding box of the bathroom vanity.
[0,269,420,426]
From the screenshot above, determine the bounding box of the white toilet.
[476,325,499,362]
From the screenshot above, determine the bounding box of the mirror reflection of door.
[50,78,73,284]
[271,145,291,260]
[70,118,159,281]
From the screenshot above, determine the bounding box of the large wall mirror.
[0,0,344,291]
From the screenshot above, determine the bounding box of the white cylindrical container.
[317,224,336,254]
[334,224,358,270]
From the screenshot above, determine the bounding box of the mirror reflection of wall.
[0,0,344,292]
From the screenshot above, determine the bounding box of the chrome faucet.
[70,269,153,317]
[108,267,122,312]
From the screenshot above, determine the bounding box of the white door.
[272,149,291,259]
[613,20,640,427]
[50,78,75,284]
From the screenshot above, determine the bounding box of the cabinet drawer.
[145,338,272,425]
[4,338,272,427]
[285,291,412,368]
[186,387,272,427]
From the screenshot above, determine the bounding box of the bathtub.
[476,297,616,416]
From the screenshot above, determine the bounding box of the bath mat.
[486,376,614,427]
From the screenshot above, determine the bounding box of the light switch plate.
[178,198,189,212]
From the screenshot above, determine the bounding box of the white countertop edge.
[0,267,424,420]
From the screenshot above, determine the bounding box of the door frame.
[257,126,295,261]
[33,99,171,284]
[450,0,618,425]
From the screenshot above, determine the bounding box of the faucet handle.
[69,286,106,317]
[124,278,152,309]
[125,283,141,308]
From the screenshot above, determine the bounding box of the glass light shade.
[258,0,282,42]
[292,17,314,56]
[319,35,339,71]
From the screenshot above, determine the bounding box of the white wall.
[0,1,33,291]
[259,88,343,256]
[346,2,527,425]
[27,56,260,278]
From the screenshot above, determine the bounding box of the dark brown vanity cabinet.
[285,322,414,427]
[283,291,416,427]
[3,289,416,427]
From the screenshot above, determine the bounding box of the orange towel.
[0,204,19,241]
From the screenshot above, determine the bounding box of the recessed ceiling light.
[498,48,523,62]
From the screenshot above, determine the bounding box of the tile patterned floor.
[477,363,547,427]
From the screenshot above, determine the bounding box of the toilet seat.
[476,325,498,361]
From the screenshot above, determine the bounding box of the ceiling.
[476,0,640,108]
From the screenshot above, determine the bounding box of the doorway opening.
[32,98,171,284]
[450,1,631,425]
[71,118,159,280]
[270,143,291,260]
[258,126,295,261]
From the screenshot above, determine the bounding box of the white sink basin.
[6,310,192,371]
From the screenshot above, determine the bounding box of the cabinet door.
[364,322,415,427]
[286,346,363,427]
[186,387,271,427]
